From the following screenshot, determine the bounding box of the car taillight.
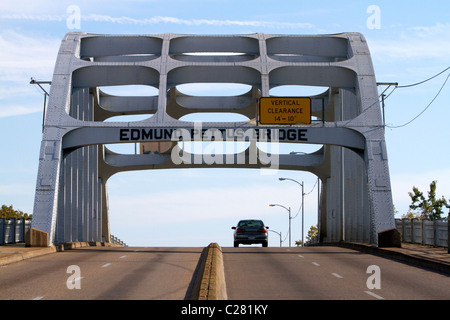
[258,228,267,233]
[236,228,245,233]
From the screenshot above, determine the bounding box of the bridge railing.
[0,218,128,247]
[395,218,448,248]
[0,218,33,245]
[109,234,126,247]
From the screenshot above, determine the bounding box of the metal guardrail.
[0,218,32,245]
[0,218,127,247]
[305,219,448,248]
[110,235,126,246]
[395,218,448,248]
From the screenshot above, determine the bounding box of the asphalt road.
[0,245,448,300]
[223,246,450,300]
[0,246,203,300]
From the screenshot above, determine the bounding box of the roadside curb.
[0,241,124,266]
[0,246,57,266]
[330,242,450,276]
[191,242,228,300]
[58,241,124,251]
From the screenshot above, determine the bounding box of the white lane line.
[120,255,127,259]
[312,262,320,266]
[298,254,304,258]
[332,273,343,279]
[364,290,384,300]
[32,296,44,300]
[101,263,112,268]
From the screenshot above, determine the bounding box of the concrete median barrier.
[190,242,227,300]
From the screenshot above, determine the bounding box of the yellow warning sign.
[259,97,311,125]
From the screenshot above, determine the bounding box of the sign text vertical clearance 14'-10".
[259,97,311,125]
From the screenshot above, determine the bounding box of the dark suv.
[232,219,269,247]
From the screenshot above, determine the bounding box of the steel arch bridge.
[31,32,395,246]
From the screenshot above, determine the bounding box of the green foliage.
[0,204,32,220]
[401,211,421,220]
[296,225,319,246]
[408,181,449,221]
[306,224,318,241]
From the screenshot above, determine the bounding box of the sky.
[0,0,449,247]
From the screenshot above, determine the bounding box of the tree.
[306,224,318,242]
[0,204,32,220]
[408,181,449,221]
[401,211,421,220]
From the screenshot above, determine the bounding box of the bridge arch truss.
[32,32,395,245]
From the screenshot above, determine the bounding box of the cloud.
[410,22,450,37]
[370,38,450,60]
[369,23,450,60]
[108,183,291,225]
[0,30,59,76]
[0,104,42,117]
[0,30,59,117]
[1,11,315,29]
[83,14,315,29]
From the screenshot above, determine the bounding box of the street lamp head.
[278,178,286,181]
[269,204,275,207]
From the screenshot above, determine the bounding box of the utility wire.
[387,70,450,128]
[290,179,318,220]
[304,178,318,196]
[395,66,450,88]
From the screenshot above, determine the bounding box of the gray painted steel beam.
[32,32,395,246]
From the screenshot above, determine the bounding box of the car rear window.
[238,220,264,227]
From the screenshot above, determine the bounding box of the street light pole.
[268,229,282,247]
[269,204,291,247]
[279,177,304,246]
[302,182,304,246]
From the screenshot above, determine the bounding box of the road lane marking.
[312,262,320,266]
[32,296,44,300]
[101,263,112,268]
[120,255,127,259]
[364,290,384,300]
[332,273,343,278]
[298,255,304,258]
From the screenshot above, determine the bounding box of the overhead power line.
[386,68,450,129]
[396,66,450,88]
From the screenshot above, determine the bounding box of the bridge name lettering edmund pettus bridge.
[118,127,308,142]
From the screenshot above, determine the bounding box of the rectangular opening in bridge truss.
[106,143,140,155]
[172,83,256,122]
[176,83,253,97]
[79,35,163,62]
[70,66,160,122]
[177,141,250,156]
[266,36,350,62]
[166,66,261,121]
[258,142,324,155]
[174,141,323,156]
[169,35,259,62]
[98,85,159,122]
[178,113,250,122]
